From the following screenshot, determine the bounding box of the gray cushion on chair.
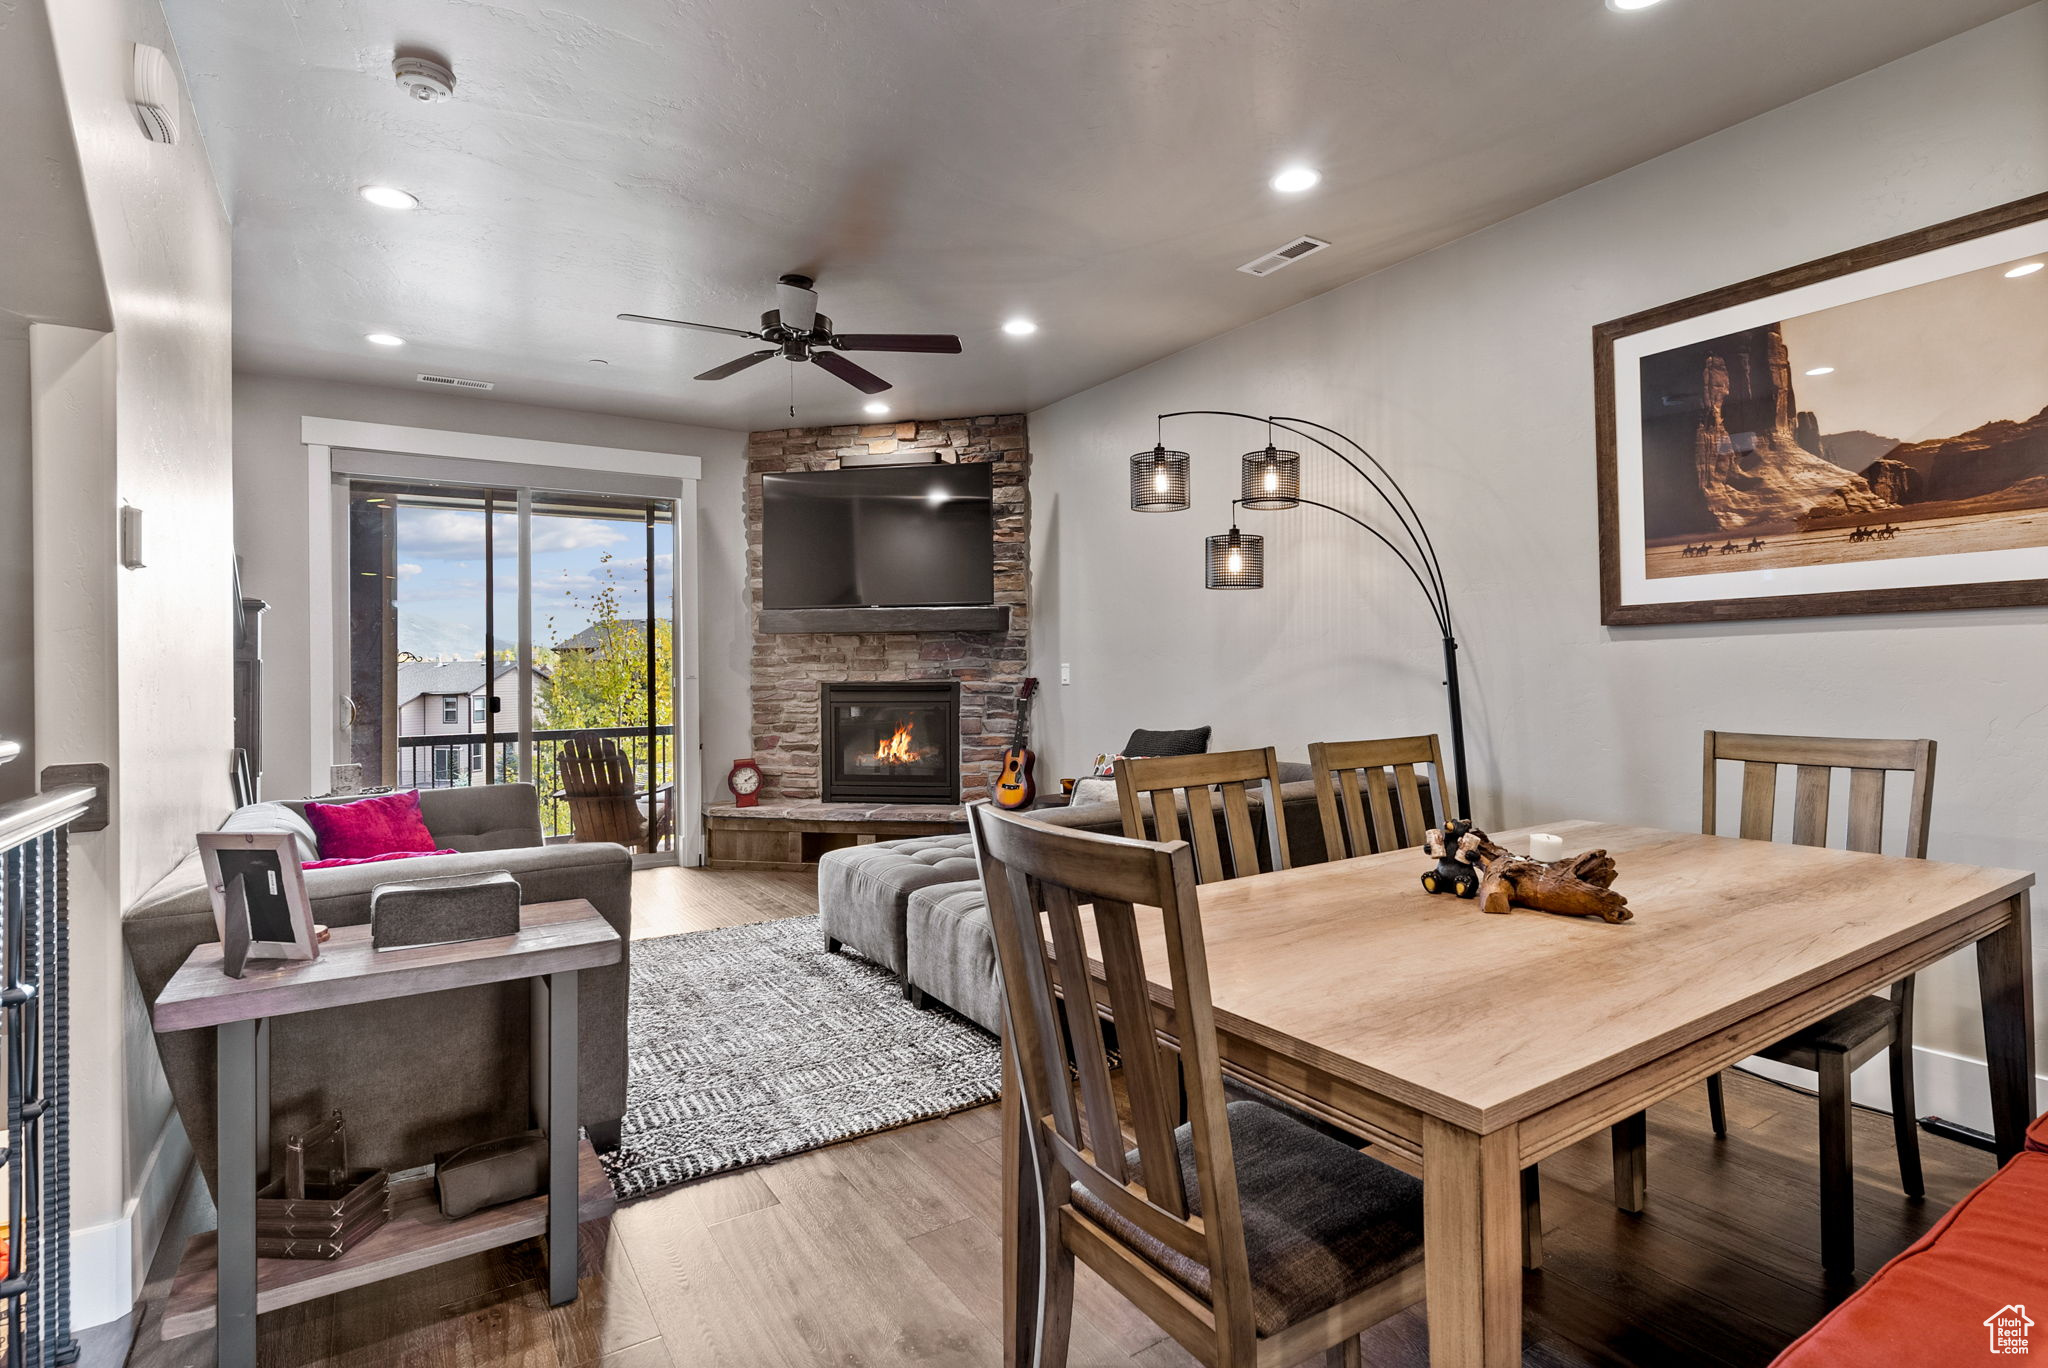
[1071,1099,1424,1337]
[905,883,1002,1034]
[817,835,978,977]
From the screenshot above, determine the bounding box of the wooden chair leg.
[1521,1165,1544,1270]
[1817,1052,1856,1277]
[1323,1336,1362,1367]
[1037,1226,1076,1368]
[1611,1111,1647,1214]
[1706,1071,1728,1137]
[1888,1037,1925,1198]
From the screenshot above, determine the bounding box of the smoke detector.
[393,54,455,103]
[131,44,181,144]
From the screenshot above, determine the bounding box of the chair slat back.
[1703,730,1936,858]
[1113,747,1288,883]
[559,732,648,849]
[969,803,1253,1335]
[1306,734,1445,858]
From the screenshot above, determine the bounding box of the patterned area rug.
[601,913,1002,1201]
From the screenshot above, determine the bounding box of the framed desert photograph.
[1597,192,2048,626]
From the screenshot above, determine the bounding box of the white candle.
[1529,832,1566,862]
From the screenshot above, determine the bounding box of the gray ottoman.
[906,883,1002,1035]
[818,834,978,992]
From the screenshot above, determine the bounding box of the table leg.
[216,1019,261,1368]
[542,971,580,1306]
[1424,1116,1523,1368]
[1976,892,2037,1163]
[1001,1029,1041,1368]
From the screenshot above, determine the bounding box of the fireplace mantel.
[758,605,1011,635]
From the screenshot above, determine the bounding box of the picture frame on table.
[1596,191,2048,627]
[197,830,320,970]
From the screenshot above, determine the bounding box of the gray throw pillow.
[219,801,321,864]
[1123,726,1211,758]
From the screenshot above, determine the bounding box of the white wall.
[37,0,234,1323]
[231,373,748,810]
[1028,7,2048,1109]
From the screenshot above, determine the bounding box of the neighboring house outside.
[396,660,546,738]
[395,660,549,789]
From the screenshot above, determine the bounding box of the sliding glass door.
[346,478,678,855]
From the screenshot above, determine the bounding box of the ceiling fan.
[618,274,961,395]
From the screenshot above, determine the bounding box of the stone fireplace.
[746,414,1029,804]
[819,682,961,803]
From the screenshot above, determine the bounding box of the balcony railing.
[0,742,92,1367]
[394,726,674,848]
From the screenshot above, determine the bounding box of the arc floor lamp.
[1130,410,1471,820]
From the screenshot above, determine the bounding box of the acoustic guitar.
[992,677,1040,810]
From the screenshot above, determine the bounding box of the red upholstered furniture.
[1772,1143,2048,1366]
[2028,1111,2048,1154]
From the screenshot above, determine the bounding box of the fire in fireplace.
[820,681,961,803]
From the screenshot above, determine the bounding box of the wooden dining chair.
[558,732,659,853]
[1306,734,1444,858]
[1114,747,1290,884]
[968,802,1425,1368]
[1615,729,1936,1276]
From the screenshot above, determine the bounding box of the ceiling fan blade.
[830,333,963,354]
[694,350,777,381]
[811,350,892,394]
[776,278,818,333]
[617,312,761,340]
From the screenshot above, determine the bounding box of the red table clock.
[727,758,763,808]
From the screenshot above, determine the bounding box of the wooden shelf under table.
[162,1138,615,1339]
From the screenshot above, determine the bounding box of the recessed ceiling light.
[864,401,890,415]
[1269,165,1321,193]
[365,332,406,347]
[1001,318,1038,337]
[1804,366,1835,376]
[1606,0,1665,10]
[2006,261,2045,278]
[359,185,418,210]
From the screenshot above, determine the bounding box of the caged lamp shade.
[1238,446,1301,509]
[1129,446,1191,511]
[1204,526,1264,589]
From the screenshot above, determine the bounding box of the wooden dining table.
[1000,819,2037,1367]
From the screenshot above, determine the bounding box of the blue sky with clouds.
[394,505,674,659]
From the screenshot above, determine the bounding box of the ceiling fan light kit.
[618,273,962,395]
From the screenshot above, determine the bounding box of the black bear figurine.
[1421,819,1483,898]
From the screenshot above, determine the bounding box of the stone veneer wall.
[745,414,1029,802]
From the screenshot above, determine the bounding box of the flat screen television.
[762,463,996,609]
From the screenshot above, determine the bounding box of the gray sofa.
[821,776,1333,1033]
[125,784,633,1196]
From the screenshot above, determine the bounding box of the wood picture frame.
[198,830,320,964]
[1597,192,2048,626]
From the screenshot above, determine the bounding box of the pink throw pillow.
[304,790,439,861]
[304,848,459,871]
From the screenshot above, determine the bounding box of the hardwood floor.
[122,865,1997,1368]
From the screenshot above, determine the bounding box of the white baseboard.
[71,1113,192,1329]
[1739,1043,2046,1136]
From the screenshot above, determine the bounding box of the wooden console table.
[151,899,622,1367]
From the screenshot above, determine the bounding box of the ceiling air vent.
[415,373,495,391]
[1237,235,1330,277]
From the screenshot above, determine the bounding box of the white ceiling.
[162,0,2029,433]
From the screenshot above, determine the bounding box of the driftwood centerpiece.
[1422,820,1632,923]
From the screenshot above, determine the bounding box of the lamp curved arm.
[1269,415,1448,606]
[1232,497,1449,636]
[1160,409,1449,617]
